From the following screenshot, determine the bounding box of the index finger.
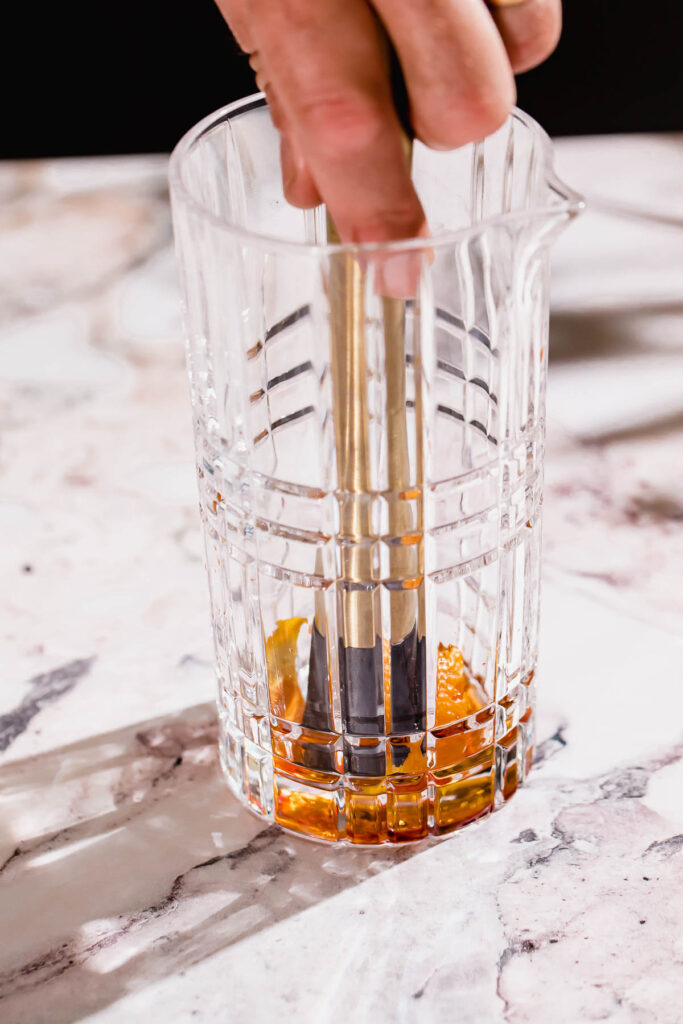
[249,0,426,244]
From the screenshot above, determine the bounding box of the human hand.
[215,0,561,243]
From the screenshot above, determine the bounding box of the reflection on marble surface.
[1,140,682,1023]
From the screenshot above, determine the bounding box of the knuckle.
[418,82,514,149]
[414,114,460,151]
[332,193,425,244]
[360,207,425,241]
[463,81,514,137]
[296,92,384,158]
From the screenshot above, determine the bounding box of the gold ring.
[487,0,530,6]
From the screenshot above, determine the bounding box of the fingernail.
[374,221,433,298]
[423,138,454,152]
[376,251,423,300]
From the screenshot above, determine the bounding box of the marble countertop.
[1,134,682,1024]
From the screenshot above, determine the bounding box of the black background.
[4,0,682,159]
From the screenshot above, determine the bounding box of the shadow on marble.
[0,704,418,1024]
[549,301,683,365]
[578,408,683,446]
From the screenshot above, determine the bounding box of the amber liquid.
[265,619,530,844]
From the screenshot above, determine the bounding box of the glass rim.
[169,92,584,256]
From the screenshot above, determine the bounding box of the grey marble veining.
[0,658,95,753]
[0,138,682,1024]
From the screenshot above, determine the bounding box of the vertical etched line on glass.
[199,217,233,708]
[228,226,271,810]
[312,254,343,740]
[520,249,550,783]
[299,255,338,746]
[479,231,499,445]
[470,141,486,224]
[456,237,476,474]
[524,138,536,212]
[410,256,433,741]
[502,120,516,215]
[326,244,385,784]
[492,218,520,807]
[249,247,275,725]
[223,117,249,230]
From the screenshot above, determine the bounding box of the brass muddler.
[383,291,426,748]
[304,41,425,775]
[301,231,380,770]
[327,198,426,774]
[325,217,385,774]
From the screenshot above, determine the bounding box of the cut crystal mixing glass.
[169,95,582,845]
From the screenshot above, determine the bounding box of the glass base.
[217,677,534,846]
